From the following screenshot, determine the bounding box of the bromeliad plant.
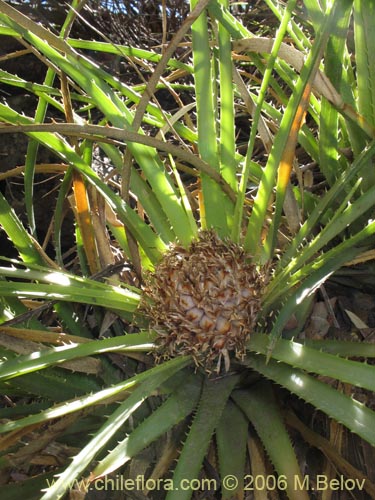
[0,0,375,498]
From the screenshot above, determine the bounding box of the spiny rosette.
[141,230,267,373]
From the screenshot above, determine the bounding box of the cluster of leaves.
[0,0,375,498]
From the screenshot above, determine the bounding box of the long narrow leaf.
[244,354,375,447]
[269,140,375,297]
[0,192,45,265]
[218,0,237,192]
[233,382,309,500]
[0,360,193,435]
[90,373,202,479]
[166,374,239,500]
[0,332,156,381]
[266,244,363,346]
[190,0,233,235]
[245,1,336,260]
[0,101,166,263]
[41,357,191,500]
[319,0,352,185]
[234,0,296,247]
[0,5,195,247]
[216,399,248,499]
[247,333,375,392]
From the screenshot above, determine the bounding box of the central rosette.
[142,231,266,372]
